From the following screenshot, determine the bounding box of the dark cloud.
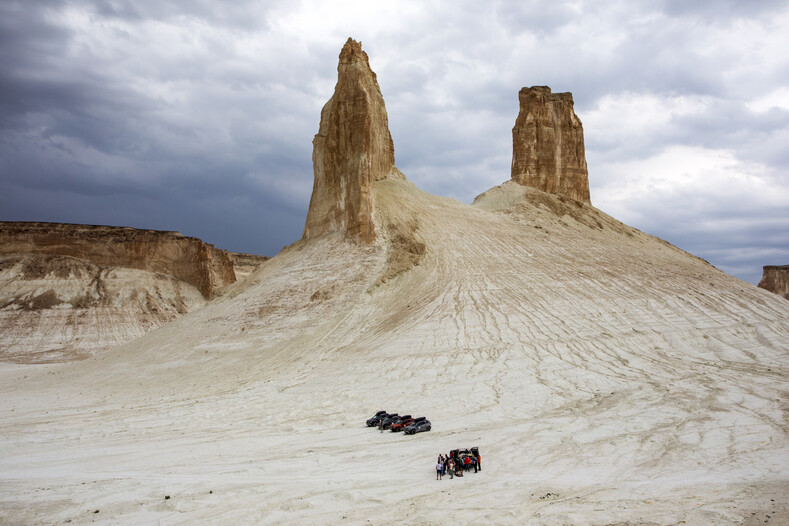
[634,212,789,285]
[81,0,284,30]
[662,0,789,20]
[493,0,578,37]
[1,0,787,282]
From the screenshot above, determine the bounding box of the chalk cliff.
[758,265,789,300]
[0,222,236,299]
[0,223,273,362]
[302,38,399,244]
[511,86,591,204]
[228,252,270,281]
[0,253,206,363]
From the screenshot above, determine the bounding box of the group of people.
[435,449,481,480]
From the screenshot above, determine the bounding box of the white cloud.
[584,92,714,161]
[747,87,789,113]
[592,145,789,281]
[594,145,788,221]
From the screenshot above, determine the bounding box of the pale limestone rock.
[0,221,236,299]
[227,252,270,281]
[511,86,591,204]
[0,253,206,363]
[302,38,397,244]
[0,221,248,362]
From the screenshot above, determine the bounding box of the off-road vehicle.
[378,413,400,430]
[404,418,431,435]
[390,417,414,432]
[366,411,388,427]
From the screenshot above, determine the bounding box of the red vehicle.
[390,417,414,432]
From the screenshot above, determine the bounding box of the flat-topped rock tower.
[758,265,789,299]
[511,86,590,204]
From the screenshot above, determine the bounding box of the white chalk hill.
[2,176,787,524]
[2,39,787,524]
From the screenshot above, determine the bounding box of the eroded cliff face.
[511,86,591,204]
[302,38,398,244]
[0,253,206,363]
[0,222,236,298]
[758,265,789,300]
[228,252,270,281]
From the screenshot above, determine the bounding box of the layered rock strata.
[758,265,789,300]
[302,38,398,244]
[0,222,236,298]
[511,86,591,204]
[0,253,206,363]
[228,252,270,281]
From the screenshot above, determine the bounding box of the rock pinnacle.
[302,38,397,244]
[511,86,591,204]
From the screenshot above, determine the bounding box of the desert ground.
[1,178,788,525]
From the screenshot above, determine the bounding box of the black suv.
[378,413,400,430]
[366,411,388,427]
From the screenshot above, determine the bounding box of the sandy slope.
[0,254,206,363]
[1,178,788,525]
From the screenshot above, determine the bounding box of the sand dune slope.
[1,178,787,525]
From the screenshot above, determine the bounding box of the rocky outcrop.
[228,252,270,281]
[511,86,590,204]
[758,265,789,300]
[0,222,236,298]
[0,253,206,363]
[302,38,398,244]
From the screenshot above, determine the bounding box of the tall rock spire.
[302,38,397,244]
[511,86,591,204]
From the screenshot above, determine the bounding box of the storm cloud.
[1,0,788,284]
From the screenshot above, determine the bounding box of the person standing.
[448,458,455,479]
[476,452,481,472]
[436,460,443,480]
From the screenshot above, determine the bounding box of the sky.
[1,1,788,285]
